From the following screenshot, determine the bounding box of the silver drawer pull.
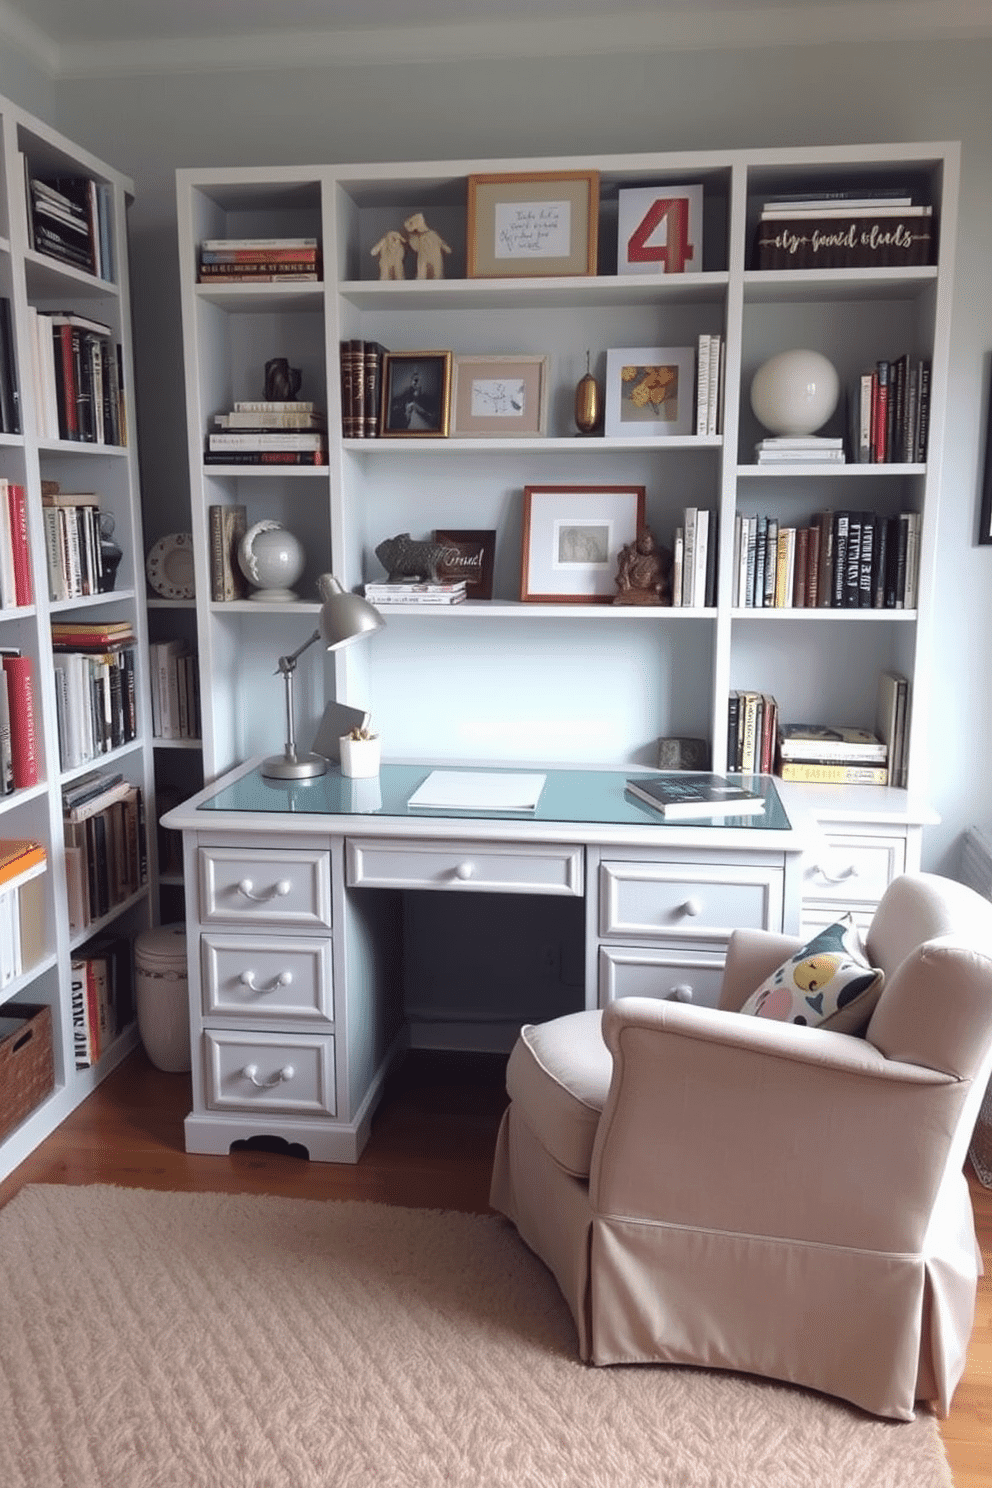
[454,862,474,881]
[242,1063,295,1089]
[669,984,694,1003]
[810,864,858,885]
[239,969,293,993]
[236,877,292,902]
[681,898,703,917]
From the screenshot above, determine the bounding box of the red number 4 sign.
[618,185,703,275]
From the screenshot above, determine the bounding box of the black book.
[625,773,766,820]
[0,298,19,434]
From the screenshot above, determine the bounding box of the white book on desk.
[408,770,546,812]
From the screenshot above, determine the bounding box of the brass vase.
[574,352,602,435]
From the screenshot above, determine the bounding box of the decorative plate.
[146,532,195,599]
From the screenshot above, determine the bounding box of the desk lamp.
[261,574,384,780]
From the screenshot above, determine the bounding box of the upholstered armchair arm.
[718,928,806,1011]
[590,996,961,1255]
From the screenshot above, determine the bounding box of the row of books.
[0,653,37,792]
[42,489,111,601]
[672,506,717,608]
[197,236,321,283]
[851,355,931,465]
[727,670,909,787]
[52,622,138,770]
[752,187,934,270]
[732,509,921,611]
[340,341,388,438]
[0,480,32,609]
[695,333,723,437]
[63,772,148,931]
[149,639,201,740]
[71,934,134,1068]
[0,840,46,988]
[24,165,115,282]
[29,307,126,445]
[205,400,327,466]
[0,298,20,434]
[208,503,249,599]
[364,580,467,607]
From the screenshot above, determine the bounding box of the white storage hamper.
[135,924,191,1073]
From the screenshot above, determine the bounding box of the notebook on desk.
[407,770,546,812]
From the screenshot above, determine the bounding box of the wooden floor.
[1,1048,990,1485]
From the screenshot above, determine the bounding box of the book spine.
[777,760,889,785]
[2,655,38,788]
[202,450,327,465]
[6,485,32,607]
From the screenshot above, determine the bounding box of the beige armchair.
[490,872,992,1420]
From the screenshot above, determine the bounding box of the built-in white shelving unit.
[0,91,157,1183]
[175,143,958,932]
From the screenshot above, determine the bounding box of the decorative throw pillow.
[739,917,884,1034]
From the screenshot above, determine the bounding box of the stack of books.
[70,933,133,1067]
[776,723,888,785]
[205,401,327,466]
[149,639,200,741]
[364,579,467,606]
[755,436,845,466]
[25,170,112,279]
[51,621,138,768]
[197,237,321,283]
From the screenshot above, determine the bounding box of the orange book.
[0,839,46,886]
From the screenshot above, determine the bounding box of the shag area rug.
[0,1184,951,1488]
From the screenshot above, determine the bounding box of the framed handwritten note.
[467,171,599,278]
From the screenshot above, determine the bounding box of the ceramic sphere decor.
[237,520,305,602]
[750,349,840,436]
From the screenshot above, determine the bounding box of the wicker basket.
[0,1003,54,1143]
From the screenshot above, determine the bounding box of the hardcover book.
[625,773,766,820]
[778,724,887,763]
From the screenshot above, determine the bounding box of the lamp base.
[261,751,327,780]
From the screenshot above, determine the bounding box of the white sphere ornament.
[238,520,305,602]
[750,349,840,436]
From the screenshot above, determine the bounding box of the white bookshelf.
[0,91,157,1183]
[175,143,957,924]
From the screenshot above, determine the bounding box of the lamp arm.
[275,628,322,763]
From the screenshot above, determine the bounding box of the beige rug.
[0,1185,951,1488]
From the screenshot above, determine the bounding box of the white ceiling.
[2,0,991,77]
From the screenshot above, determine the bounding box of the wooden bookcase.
[0,91,157,1183]
[175,143,958,932]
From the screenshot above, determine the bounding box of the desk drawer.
[201,935,333,1025]
[203,1029,336,1116]
[600,860,783,942]
[600,945,726,1009]
[802,835,905,909]
[346,838,583,896]
[198,847,332,929]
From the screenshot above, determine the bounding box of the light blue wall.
[44,36,992,874]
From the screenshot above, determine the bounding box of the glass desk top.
[198,764,792,832]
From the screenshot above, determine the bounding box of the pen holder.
[339,734,380,778]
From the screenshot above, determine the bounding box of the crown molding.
[3,1,992,81]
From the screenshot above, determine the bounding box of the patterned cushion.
[739,917,884,1033]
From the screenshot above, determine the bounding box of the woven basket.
[970,1076,992,1188]
[0,1003,54,1143]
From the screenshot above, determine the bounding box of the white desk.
[161,760,904,1163]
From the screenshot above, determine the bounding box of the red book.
[6,484,33,606]
[2,655,38,788]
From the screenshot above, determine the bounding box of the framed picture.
[451,355,548,438]
[380,351,452,437]
[605,346,696,438]
[617,184,704,275]
[433,529,496,598]
[520,484,645,603]
[467,171,599,278]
